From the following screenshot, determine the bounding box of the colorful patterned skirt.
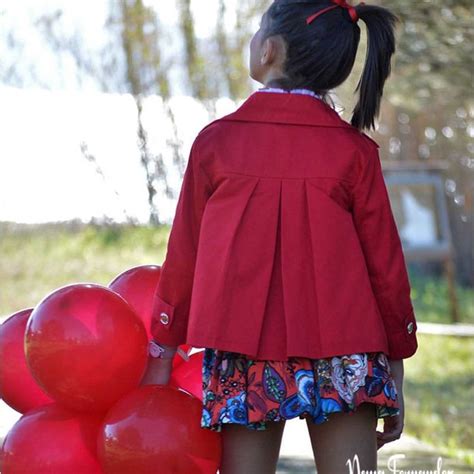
[200,349,400,432]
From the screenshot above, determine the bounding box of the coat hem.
[185,336,390,361]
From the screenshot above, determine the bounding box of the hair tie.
[306,0,365,25]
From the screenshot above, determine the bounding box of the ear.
[261,37,277,65]
[261,35,286,66]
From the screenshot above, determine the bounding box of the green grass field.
[1,221,473,466]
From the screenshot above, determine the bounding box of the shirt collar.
[257,86,323,100]
[218,89,354,130]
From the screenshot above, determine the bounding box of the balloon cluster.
[0,265,222,473]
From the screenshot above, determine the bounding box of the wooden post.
[444,257,460,323]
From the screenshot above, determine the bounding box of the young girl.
[142,0,419,472]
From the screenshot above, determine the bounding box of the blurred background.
[0,0,473,470]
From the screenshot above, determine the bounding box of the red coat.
[150,90,418,361]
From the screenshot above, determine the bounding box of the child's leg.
[305,402,378,474]
[219,420,286,474]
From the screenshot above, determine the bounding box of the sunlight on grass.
[0,222,169,315]
[404,333,474,466]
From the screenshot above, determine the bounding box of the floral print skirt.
[200,349,400,432]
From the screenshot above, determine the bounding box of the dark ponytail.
[261,1,400,132]
[351,3,399,131]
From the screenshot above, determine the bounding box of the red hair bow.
[306,0,365,25]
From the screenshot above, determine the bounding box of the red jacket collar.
[200,90,380,148]
[219,90,353,130]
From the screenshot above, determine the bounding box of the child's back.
[153,88,417,362]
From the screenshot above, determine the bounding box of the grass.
[1,221,473,466]
[0,221,169,315]
[404,334,474,466]
[409,270,474,325]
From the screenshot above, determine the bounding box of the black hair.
[260,0,400,131]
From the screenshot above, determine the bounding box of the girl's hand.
[140,355,174,386]
[376,389,404,450]
[377,358,405,450]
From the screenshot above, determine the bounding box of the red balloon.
[25,283,148,413]
[108,264,161,339]
[170,351,205,401]
[1,403,103,474]
[0,309,53,413]
[172,348,189,370]
[98,385,221,473]
[108,264,192,368]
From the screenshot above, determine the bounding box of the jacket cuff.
[150,293,184,347]
[385,310,418,360]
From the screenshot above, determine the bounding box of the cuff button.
[160,312,170,325]
[407,321,414,334]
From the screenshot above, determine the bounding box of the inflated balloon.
[1,403,103,474]
[98,385,222,473]
[170,350,205,401]
[108,264,192,368]
[24,283,148,413]
[0,309,53,413]
[108,264,161,338]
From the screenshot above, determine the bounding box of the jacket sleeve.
[150,138,213,346]
[351,143,418,360]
